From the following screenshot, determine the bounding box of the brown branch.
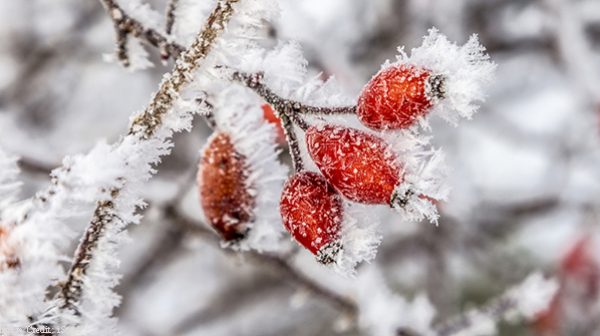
[165,0,179,35]
[56,0,242,317]
[99,0,185,65]
[162,0,181,61]
[128,0,240,138]
[58,189,121,313]
[232,71,355,172]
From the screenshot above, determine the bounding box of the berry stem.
[232,71,313,172]
[231,71,355,119]
[279,113,305,172]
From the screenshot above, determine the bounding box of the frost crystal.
[393,28,496,128]
[211,87,288,252]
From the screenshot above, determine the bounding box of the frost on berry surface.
[280,173,381,275]
[209,87,289,252]
[305,122,448,224]
[357,64,438,130]
[381,28,496,129]
[280,172,343,260]
[198,132,255,242]
[306,124,402,204]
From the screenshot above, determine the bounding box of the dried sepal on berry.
[384,28,495,129]
[198,132,255,242]
[357,64,446,130]
[280,172,343,264]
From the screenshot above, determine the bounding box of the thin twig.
[58,189,121,313]
[162,0,181,61]
[165,0,180,35]
[56,0,241,317]
[99,0,185,64]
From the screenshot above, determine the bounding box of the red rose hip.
[280,172,343,263]
[198,133,255,241]
[357,64,445,130]
[306,125,403,204]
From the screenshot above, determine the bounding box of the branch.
[162,0,181,61]
[99,0,185,66]
[56,0,241,317]
[57,189,121,313]
[231,71,355,172]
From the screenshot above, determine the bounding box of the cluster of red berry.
[198,63,450,265]
[280,65,445,263]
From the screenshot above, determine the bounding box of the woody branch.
[56,0,241,316]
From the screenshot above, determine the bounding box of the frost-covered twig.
[165,0,179,35]
[99,0,185,66]
[129,0,240,138]
[162,0,181,61]
[57,190,121,313]
[54,0,241,321]
[232,71,356,117]
[231,71,355,172]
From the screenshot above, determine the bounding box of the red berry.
[560,237,599,297]
[357,64,445,130]
[533,237,600,334]
[306,125,403,204]
[261,104,286,144]
[280,172,343,263]
[0,226,19,271]
[198,133,255,241]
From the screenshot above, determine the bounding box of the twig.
[163,0,180,61]
[99,0,185,65]
[232,71,355,171]
[165,0,180,35]
[57,189,121,313]
[232,71,356,118]
[56,0,241,317]
[128,0,240,138]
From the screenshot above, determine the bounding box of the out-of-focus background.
[1,0,600,335]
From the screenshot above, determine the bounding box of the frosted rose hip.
[280,172,343,263]
[306,125,403,204]
[357,64,445,130]
[198,132,255,241]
